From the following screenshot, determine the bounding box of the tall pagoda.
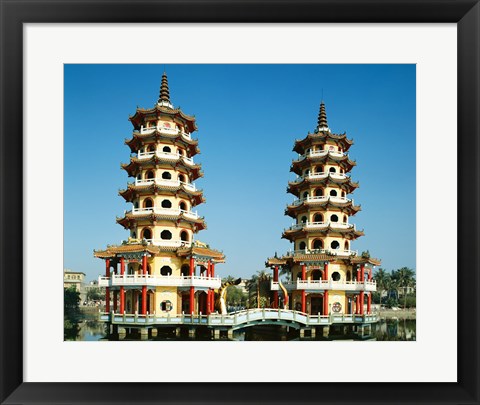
[94,72,224,318]
[266,102,380,318]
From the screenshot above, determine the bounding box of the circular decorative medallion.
[332,302,342,313]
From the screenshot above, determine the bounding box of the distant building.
[63,269,85,291]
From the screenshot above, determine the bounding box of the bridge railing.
[99,308,378,327]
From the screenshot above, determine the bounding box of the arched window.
[316,166,324,173]
[329,167,336,173]
[146,170,154,179]
[342,191,346,198]
[312,239,323,250]
[330,214,339,222]
[299,241,306,250]
[313,213,323,222]
[134,201,139,209]
[304,169,310,176]
[315,188,324,197]
[142,228,152,240]
[162,171,172,180]
[302,191,309,199]
[311,270,322,280]
[179,201,187,211]
[344,241,349,250]
[143,198,153,208]
[301,216,307,224]
[128,265,134,275]
[180,231,189,242]
[178,149,184,156]
[178,174,186,183]
[181,264,190,277]
[161,199,172,208]
[160,230,172,240]
[343,215,347,223]
[330,189,338,197]
[330,240,340,250]
[160,266,172,276]
[162,146,171,153]
[331,271,341,281]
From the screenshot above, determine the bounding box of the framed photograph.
[1,1,479,404]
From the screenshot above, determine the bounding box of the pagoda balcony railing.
[290,195,352,206]
[287,221,355,231]
[137,150,194,165]
[286,248,358,257]
[296,149,347,161]
[270,279,376,292]
[130,207,199,219]
[134,178,197,191]
[137,125,192,139]
[98,274,221,288]
[294,172,350,183]
[145,239,192,248]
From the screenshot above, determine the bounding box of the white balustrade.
[290,195,351,206]
[99,274,221,288]
[137,150,195,165]
[286,248,358,257]
[296,149,347,160]
[131,207,199,219]
[270,279,376,292]
[134,178,197,191]
[138,126,193,141]
[286,221,354,231]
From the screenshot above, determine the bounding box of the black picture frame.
[1,1,479,404]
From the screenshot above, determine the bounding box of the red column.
[120,257,125,275]
[360,264,365,282]
[359,291,365,315]
[120,287,125,314]
[369,268,372,281]
[141,254,147,315]
[206,261,211,315]
[113,291,118,312]
[367,292,371,314]
[273,266,279,309]
[301,264,306,313]
[323,291,329,315]
[105,259,110,313]
[210,262,215,313]
[142,254,147,275]
[324,262,329,280]
[119,257,125,314]
[189,256,195,314]
[356,294,360,314]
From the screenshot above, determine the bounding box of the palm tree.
[246,270,271,308]
[373,268,390,312]
[396,267,415,311]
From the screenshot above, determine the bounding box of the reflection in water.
[68,312,416,341]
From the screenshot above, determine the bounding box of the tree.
[64,286,80,316]
[86,287,103,302]
[395,267,416,310]
[246,270,271,308]
[373,268,390,310]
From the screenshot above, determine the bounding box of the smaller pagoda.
[266,102,381,319]
[94,72,225,319]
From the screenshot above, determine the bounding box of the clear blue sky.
[64,64,416,282]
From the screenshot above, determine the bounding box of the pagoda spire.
[317,101,329,131]
[158,71,173,107]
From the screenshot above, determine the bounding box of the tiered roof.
[121,156,203,180]
[119,182,205,206]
